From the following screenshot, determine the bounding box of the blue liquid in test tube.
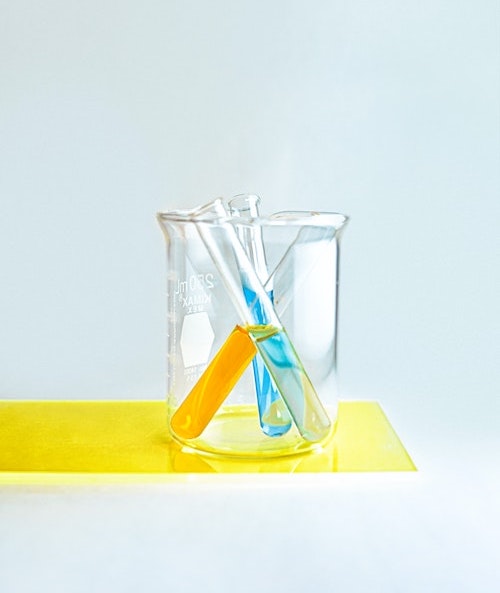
[243,285,292,436]
[229,194,292,437]
[247,322,330,443]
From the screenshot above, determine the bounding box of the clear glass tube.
[228,194,292,437]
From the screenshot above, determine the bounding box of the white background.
[1,1,499,591]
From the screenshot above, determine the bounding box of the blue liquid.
[248,324,331,443]
[243,286,292,437]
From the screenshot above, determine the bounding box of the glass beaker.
[157,199,348,458]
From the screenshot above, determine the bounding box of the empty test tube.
[228,194,292,437]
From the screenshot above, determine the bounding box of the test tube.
[195,208,332,443]
[170,325,257,439]
[228,194,292,437]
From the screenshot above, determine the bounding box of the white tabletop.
[1,409,498,592]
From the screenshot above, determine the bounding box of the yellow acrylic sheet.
[0,400,416,483]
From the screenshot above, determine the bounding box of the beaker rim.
[157,207,349,230]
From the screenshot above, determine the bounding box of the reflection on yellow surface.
[0,400,415,483]
[171,401,415,473]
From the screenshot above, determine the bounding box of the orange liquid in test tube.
[170,325,257,439]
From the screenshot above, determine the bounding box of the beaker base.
[167,404,337,459]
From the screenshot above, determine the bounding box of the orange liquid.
[170,325,257,439]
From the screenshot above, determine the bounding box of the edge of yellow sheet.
[0,400,416,484]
